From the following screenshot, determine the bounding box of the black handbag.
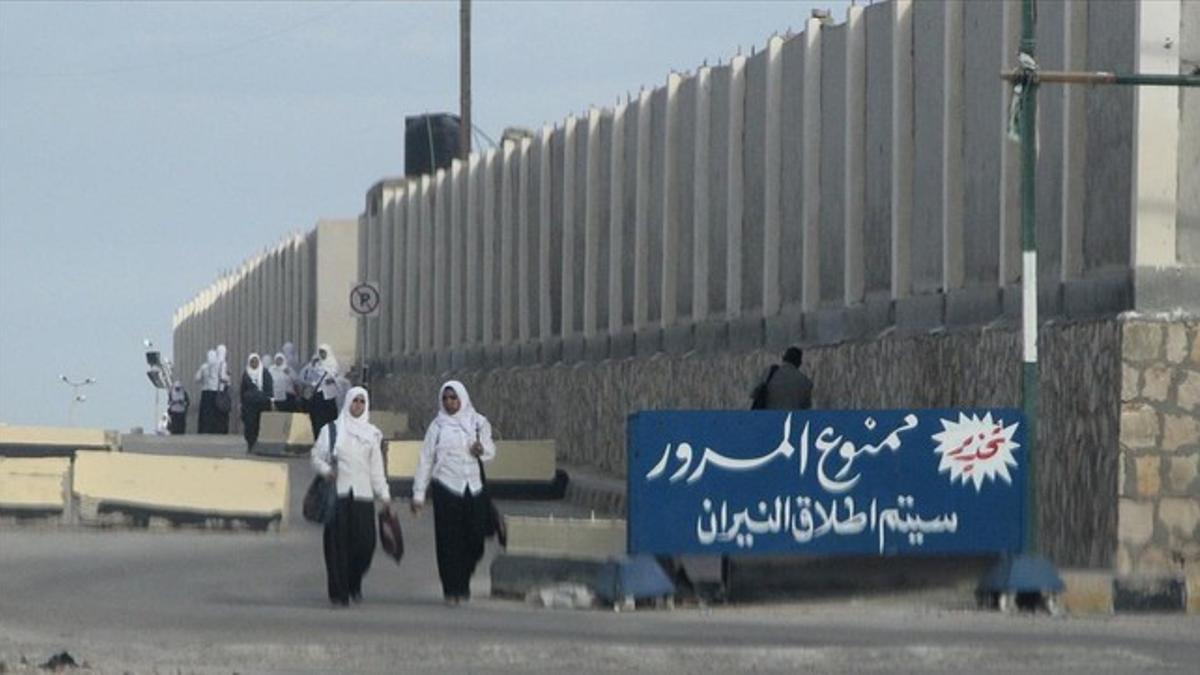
[475,455,506,547]
[302,423,338,524]
[378,509,404,563]
[214,386,232,414]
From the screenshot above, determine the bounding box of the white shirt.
[268,365,294,401]
[194,363,224,391]
[300,362,340,400]
[412,416,496,503]
[310,422,391,502]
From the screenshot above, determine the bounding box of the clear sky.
[0,0,846,431]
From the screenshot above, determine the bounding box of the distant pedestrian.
[167,381,190,434]
[213,344,232,433]
[195,349,228,434]
[155,412,170,436]
[268,352,299,412]
[240,353,275,453]
[301,343,341,438]
[310,386,393,607]
[411,380,497,605]
[750,346,814,411]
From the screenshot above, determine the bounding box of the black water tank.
[405,113,461,177]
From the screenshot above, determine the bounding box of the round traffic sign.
[350,282,381,316]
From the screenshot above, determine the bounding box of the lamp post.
[59,374,95,426]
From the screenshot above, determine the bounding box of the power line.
[0,1,356,80]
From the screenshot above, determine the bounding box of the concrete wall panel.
[1035,0,1066,290]
[818,23,847,306]
[646,87,667,323]
[911,1,944,294]
[707,65,731,316]
[961,0,1002,287]
[863,3,893,295]
[1084,0,1135,272]
[1181,0,1200,264]
[742,49,767,312]
[315,218,359,364]
[674,75,696,320]
[571,116,588,336]
[548,128,565,337]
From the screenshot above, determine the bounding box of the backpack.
[750,365,779,410]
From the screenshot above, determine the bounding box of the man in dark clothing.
[752,346,814,410]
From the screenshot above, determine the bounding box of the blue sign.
[627,409,1026,556]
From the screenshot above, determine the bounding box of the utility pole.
[459,0,472,159]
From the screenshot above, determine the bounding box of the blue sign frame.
[627,409,1027,556]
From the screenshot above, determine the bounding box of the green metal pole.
[1113,73,1200,87]
[1019,0,1039,556]
[1001,71,1200,88]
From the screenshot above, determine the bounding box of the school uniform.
[240,354,274,452]
[310,387,391,606]
[412,380,496,601]
[301,343,341,438]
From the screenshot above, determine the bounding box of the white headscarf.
[282,342,299,371]
[316,343,339,374]
[216,344,227,365]
[336,385,380,445]
[435,380,484,437]
[245,352,264,389]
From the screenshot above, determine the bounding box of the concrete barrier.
[372,411,411,439]
[0,457,71,522]
[72,450,289,531]
[385,439,568,498]
[504,516,626,559]
[254,412,315,455]
[1060,570,1114,615]
[0,425,117,457]
[490,516,626,599]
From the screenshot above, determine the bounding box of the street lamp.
[59,374,95,426]
[143,338,174,428]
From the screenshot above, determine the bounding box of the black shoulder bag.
[750,364,780,410]
[475,455,506,548]
[302,422,338,524]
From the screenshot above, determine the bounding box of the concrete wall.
[171,0,1198,568]
[1116,319,1200,576]
[172,220,354,432]
[184,0,1200,376]
[374,317,1127,569]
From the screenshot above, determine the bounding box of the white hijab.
[318,343,339,374]
[336,385,379,445]
[216,344,227,366]
[282,342,299,371]
[245,353,264,390]
[435,380,484,438]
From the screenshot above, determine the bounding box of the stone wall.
[375,316,1131,569]
[1117,318,1200,576]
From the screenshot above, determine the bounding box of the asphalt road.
[1,436,1197,673]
